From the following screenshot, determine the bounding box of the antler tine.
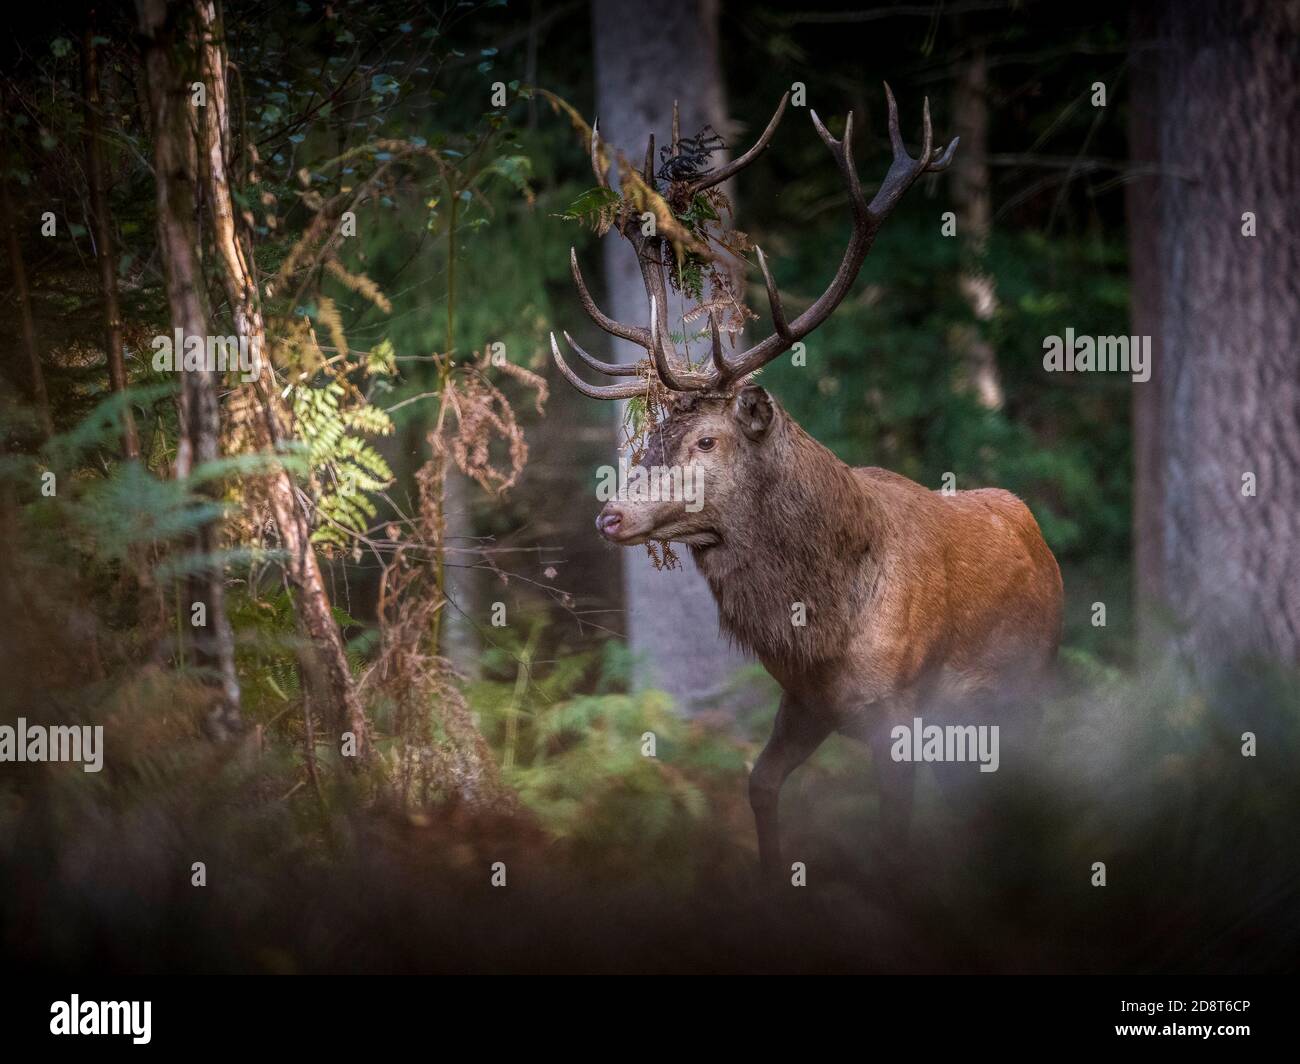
[709,312,727,376]
[712,109,866,381]
[671,100,680,156]
[687,91,792,196]
[919,96,933,169]
[591,118,609,189]
[811,108,866,223]
[716,87,955,383]
[755,246,792,342]
[870,81,947,218]
[884,82,906,158]
[549,332,648,400]
[569,248,651,346]
[843,111,866,219]
[649,296,710,391]
[563,330,640,377]
[926,136,961,172]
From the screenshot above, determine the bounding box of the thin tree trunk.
[441,465,481,678]
[1,88,53,441]
[137,0,242,738]
[193,0,368,755]
[591,0,749,715]
[949,41,1004,411]
[83,21,140,459]
[1151,0,1300,673]
[1127,5,1164,650]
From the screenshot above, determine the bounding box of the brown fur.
[601,387,1063,871]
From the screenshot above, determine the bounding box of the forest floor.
[4,669,1296,975]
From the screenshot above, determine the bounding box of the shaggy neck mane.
[691,412,877,672]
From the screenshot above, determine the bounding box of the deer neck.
[690,415,877,674]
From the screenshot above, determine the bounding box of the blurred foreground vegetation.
[1,404,1297,972]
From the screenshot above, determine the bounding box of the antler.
[549,84,957,400]
[684,90,791,197]
[549,332,648,399]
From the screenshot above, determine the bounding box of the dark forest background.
[0,0,1296,974]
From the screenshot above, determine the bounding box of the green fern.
[291,377,395,549]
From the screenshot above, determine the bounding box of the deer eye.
[695,437,716,452]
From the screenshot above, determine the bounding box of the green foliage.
[292,379,395,550]
[481,154,534,200]
[55,461,222,568]
[465,624,747,869]
[676,193,720,231]
[673,254,707,302]
[40,383,176,471]
[226,589,305,720]
[3,390,291,587]
[559,185,619,222]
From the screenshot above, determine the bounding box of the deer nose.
[596,506,623,538]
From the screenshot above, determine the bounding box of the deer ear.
[732,385,775,441]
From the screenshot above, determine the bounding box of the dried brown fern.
[435,351,547,495]
[365,454,516,812]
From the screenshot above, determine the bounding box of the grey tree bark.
[192,0,369,754]
[1148,0,1300,674]
[591,0,750,714]
[137,0,242,738]
[440,465,481,679]
[949,41,1004,411]
[1127,5,1165,649]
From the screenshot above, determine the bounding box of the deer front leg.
[749,695,834,878]
[839,695,919,852]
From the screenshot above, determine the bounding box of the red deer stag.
[549,86,1063,874]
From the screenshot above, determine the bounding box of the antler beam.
[549,84,957,400]
[717,83,958,384]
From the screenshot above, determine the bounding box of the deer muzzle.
[595,505,624,539]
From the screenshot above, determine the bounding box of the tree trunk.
[1,88,53,441]
[1149,0,1300,673]
[440,465,481,678]
[949,41,1004,411]
[191,0,369,755]
[82,21,140,459]
[591,0,749,714]
[1127,5,1164,649]
[136,0,241,738]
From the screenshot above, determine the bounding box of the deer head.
[550,85,958,550]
